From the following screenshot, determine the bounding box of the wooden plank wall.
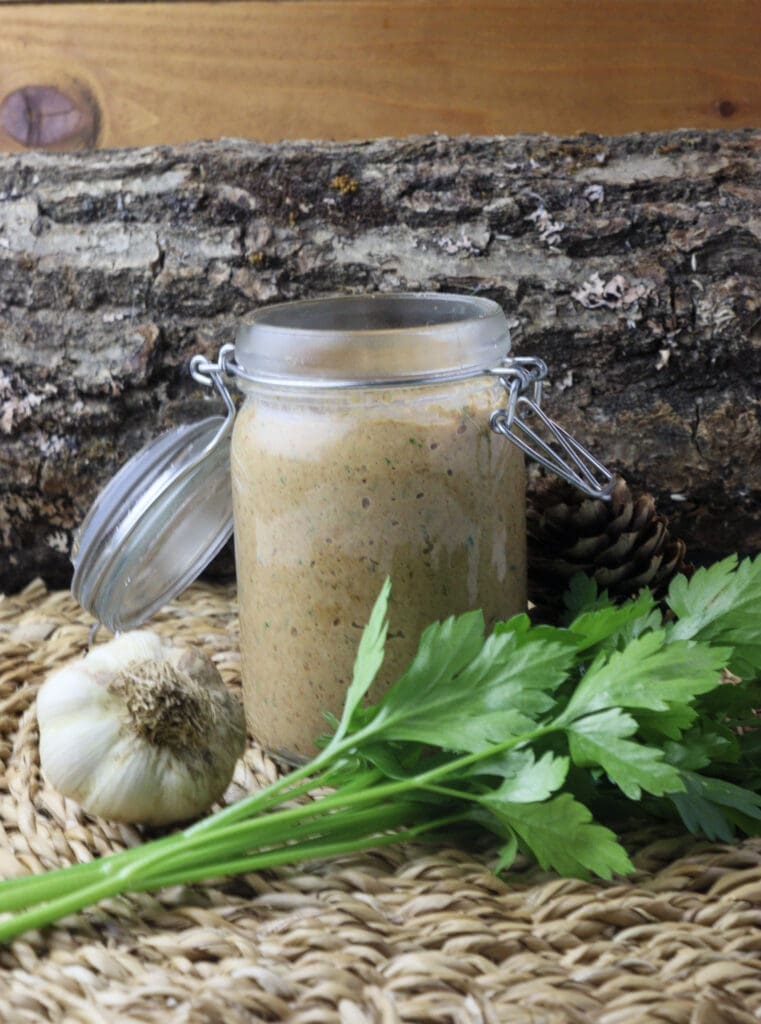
[0,0,759,152]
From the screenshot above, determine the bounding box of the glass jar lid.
[234,292,511,387]
[71,413,234,632]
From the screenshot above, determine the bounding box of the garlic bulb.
[36,630,246,826]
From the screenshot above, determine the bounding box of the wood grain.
[0,1,760,151]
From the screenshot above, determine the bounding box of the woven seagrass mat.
[1,582,760,1024]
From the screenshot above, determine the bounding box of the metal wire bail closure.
[191,345,615,501]
[189,343,237,429]
[487,357,615,500]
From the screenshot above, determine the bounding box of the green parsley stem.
[114,723,552,890]
[121,801,426,888]
[134,813,468,893]
[0,813,465,944]
[0,765,382,914]
[2,726,551,920]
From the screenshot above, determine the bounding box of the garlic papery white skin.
[36,631,246,827]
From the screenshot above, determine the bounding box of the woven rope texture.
[0,582,760,1023]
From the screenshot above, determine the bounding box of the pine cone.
[526,475,692,623]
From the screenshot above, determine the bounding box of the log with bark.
[1,131,759,594]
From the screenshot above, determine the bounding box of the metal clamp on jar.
[72,293,614,761]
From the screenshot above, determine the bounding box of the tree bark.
[1,131,759,594]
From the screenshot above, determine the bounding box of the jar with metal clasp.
[71,293,614,763]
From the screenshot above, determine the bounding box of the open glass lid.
[71,365,234,633]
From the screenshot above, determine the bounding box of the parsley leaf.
[664,724,739,771]
[636,703,698,741]
[371,617,575,753]
[481,794,633,879]
[567,708,684,800]
[669,772,761,841]
[669,554,761,678]
[477,750,569,802]
[330,577,390,743]
[568,587,660,652]
[557,632,728,724]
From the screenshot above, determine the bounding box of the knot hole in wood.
[0,80,100,150]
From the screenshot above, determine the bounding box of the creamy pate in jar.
[70,294,614,742]
[230,294,526,761]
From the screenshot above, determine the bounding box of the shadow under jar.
[230,294,526,761]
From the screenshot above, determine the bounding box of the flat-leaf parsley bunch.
[1,554,760,941]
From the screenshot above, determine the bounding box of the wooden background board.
[0,1,760,152]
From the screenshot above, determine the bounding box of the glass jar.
[230,294,527,759]
[71,292,613,765]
